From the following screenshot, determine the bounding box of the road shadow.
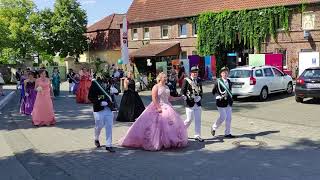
[2,138,320,180]
[235,92,294,103]
[302,98,320,105]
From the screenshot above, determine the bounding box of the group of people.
[18,68,56,126]
[16,64,234,153]
[91,66,235,152]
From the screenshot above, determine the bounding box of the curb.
[0,91,15,110]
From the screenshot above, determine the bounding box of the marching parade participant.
[32,70,55,126]
[88,75,116,153]
[120,72,187,151]
[76,67,92,104]
[116,71,145,122]
[20,71,37,115]
[66,69,76,94]
[211,67,235,138]
[181,66,204,142]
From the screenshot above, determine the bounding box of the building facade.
[262,4,320,76]
[127,0,320,76]
[79,14,124,65]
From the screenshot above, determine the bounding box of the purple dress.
[20,81,37,115]
[120,85,188,151]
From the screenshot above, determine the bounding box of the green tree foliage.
[0,0,36,58]
[0,0,88,64]
[196,7,290,56]
[51,0,88,57]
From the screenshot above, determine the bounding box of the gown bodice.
[158,85,170,105]
[26,81,35,90]
[37,79,51,93]
[127,79,135,92]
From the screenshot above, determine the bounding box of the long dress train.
[120,85,188,151]
[116,79,145,122]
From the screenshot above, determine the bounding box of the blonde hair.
[156,72,166,83]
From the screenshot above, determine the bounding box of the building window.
[192,23,197,36]
[161,25,169,39]
[132,28,138,40]
[302,12,315,30]
[192,51,198,55]
[276,48,287,68]
[180,51,187,59]
[179,24,187,37]
[143,27,150,39]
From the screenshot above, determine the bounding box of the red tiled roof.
[130,42,180,57]
[87,14,125,32]
[127,0,320,23]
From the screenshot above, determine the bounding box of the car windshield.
[229,70,252,78]
[301,69,320,79]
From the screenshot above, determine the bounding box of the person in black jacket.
[181,66,204,142]
[211,67,235,138]
[88,76,115,153]
[66,69,75,93]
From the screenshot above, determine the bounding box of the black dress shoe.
[224,134,236,138]
[211,128,216,137]
[94,140,101,148]
[195,137,205,142]
[106,147,115,153]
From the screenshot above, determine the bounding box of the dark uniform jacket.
[88,80,113,112]
[212,78,233,108]
[181,77,203,107]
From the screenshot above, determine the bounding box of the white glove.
[25,93,29,97]
[181,95,187,101]
[194,96,201,103]
[101,101,108,106]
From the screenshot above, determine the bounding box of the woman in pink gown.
[32,70,56,126]
[120,72,188,151]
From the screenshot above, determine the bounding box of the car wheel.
[286,82,293,94]
[259,87,268,101]
[295,96,303,103]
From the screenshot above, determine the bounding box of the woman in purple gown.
[20,71,37,115]
[120,72,188,151]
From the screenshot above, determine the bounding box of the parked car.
[229,65,293,101]
[295,67,320,103]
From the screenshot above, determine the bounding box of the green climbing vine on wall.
[195,6,290,56]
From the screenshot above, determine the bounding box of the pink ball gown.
[120,85,188,151]
[32,79,55,126]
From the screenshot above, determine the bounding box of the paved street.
[1,82,320,180]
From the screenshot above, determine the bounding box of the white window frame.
[161,25,169,39]
[179,24,187,38]
[132,28,138,40]
[143,27,150,40]
[192,23,197,37]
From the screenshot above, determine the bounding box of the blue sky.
[34,0,133,25]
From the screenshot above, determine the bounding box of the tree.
[0,0,37,58]
[51,0,88,58]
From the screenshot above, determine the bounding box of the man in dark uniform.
[181,66,204,142]
[88,76,116,152]
[66,69,75,93]
[211,67,235,138]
